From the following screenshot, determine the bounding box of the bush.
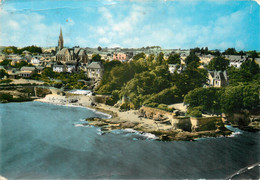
[187,106,202,117]
[0,79,12,84]
[157,104,174,112]
[146,102,159,108]
[0,93,13,102]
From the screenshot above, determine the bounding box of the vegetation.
[167,53,181,64]
[0,69,8,79]
[2,45,42,54]
[208,56,230,71]
[96,52,207,109]
[30,68,89,90]
[227,59,259,86]
[185,82,259,116]
[0,92,33,103]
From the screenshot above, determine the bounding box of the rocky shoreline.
[33,94,260,141]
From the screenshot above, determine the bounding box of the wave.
[226,162,260,179]
[111,128,159,140]
[225,125,243,138]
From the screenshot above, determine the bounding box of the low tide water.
[0,102,259,179]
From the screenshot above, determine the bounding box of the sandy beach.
[35,94,173,132]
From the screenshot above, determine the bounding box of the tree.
[184,87,222,114]
[167,53,181,64]
[156,52,164,65]
[0,60,11,66]
[247,50,259,60]
[240,59,259,75]
[223,48,237,55]
[185,54,200,68]
[208,56,230,71]
[0,69,8,79]
[227,59,259,85]
[97,46,102,51]
[133,53,146,61]
[221,83,259,113]
[91,54,101,61]
[41,67,56,78]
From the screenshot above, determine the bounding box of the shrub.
[0,79,12,84]
[146,102,159,108]
[187,106,202,117]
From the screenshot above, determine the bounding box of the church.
[55,28,88,66]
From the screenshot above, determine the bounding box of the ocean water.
[0,102,259,179]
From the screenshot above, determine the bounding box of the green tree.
[221,83,259,113]
[185,54,200,68]
[0,69,8,79]
[208,56,230,71]
[92,54,101,61]
[223,48,237,55]
[247,50,259,60]
[133,53,146,61]
[0,60,11,66]
[184,87,222,114]
[41,67,56,78]
[227,59,259,85]
[167,53,181,64]
[156,52,164,65]
[97,46,102,51]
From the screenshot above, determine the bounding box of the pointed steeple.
[58,27,64,51]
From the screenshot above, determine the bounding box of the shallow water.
[0,102,259,179]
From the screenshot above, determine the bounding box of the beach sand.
[36,94,173,132]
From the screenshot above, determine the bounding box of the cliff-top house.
[207,70,228,87]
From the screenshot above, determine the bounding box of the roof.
[53,65,65,68]
[66,61,77,65]
[225,55,247,62]
[36,66,44,70]
[86,61,104,69]
[78,49,86,56]
[20,66,36,71]
[56,48,68,55]
[0,66,6,70]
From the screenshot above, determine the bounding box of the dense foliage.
[96,52,207,108]
[2,45,42,54]
[0,69,8,79]
[208,56,230,71]
[227,59,259,86]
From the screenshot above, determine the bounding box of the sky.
[0,0,259,51]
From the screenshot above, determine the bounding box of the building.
[66,61,77,73]
[55,28,88,67]
[208,70,228,87]
[53,64,66,73]
[57,27,64,52]
[35,66,45,74]
[225,55,247,68]
[86,61,104,79]
[113,53,129,62]
[168,64,183,74]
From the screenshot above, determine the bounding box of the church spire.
[58,27,64,51]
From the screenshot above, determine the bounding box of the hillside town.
[0,28,259,140]
[0,28,259,88]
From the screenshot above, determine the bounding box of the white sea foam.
[121,129,159,140]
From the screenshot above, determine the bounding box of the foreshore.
[35,94,232,141]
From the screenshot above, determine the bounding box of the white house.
[53,65,66,73]
[225,55,247,68]
[86,61,104,79]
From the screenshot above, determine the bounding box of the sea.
[0,102,259,179]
